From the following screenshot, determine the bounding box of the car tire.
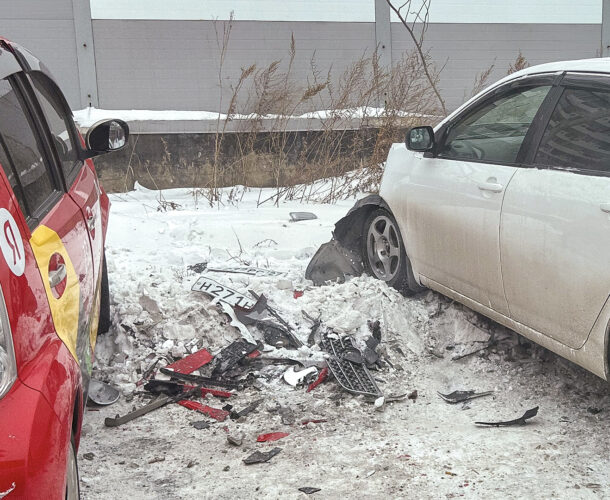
[65,438,80,500]
[98,251,111,335]
[362,208,424,295]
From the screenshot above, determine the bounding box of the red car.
[0,39,128,499]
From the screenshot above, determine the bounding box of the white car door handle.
[601,203,610,213]
[478,182,504,193]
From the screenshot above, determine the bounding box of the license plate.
[191,276,256,309]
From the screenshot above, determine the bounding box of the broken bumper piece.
[321,335,382,398]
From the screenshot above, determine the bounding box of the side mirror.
[406,126,434,152]
[84,119,129,157]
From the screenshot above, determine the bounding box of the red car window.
[0,78,57,223]
[27,72,82,188]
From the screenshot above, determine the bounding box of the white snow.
[72,106,428,129]
[91,0,601,24]
[80,181,610,499]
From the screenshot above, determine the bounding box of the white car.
[310,58,610,380]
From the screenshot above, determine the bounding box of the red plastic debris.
[306,367,328,393]
[256,432,289,442]
[293,290,304,299]
[247,350,261,359]
[166,348,213,374]
[183,385,233,399]
[301,419,327,425]
[178,400,230,421]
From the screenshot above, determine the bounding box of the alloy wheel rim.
[366,215,400,281]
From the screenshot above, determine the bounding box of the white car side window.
[535,88,610,174]
[439,85,551,164]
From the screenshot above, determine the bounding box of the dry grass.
[191,23,442,206]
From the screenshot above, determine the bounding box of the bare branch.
[385,0,447,115]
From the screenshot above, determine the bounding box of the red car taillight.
[0,285,16,399]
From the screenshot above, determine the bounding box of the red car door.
[24,71,104,365]
[0,72,84,497]
[14,71,100,374]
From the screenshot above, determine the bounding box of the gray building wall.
[92,20,376,111]
[0,2,604,113]
[93,20,603,113]
[0,0,83,108]
[393,23,602,109]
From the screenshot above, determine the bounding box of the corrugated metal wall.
[93,19,601,112]
[394,23,602,108]
[0,1,602,113]
[93,20,376,111]
[0,0,82,108]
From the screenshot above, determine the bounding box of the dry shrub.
[507,51,529,75]
[193,27,443,206]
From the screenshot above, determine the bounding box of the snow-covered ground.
[80,184,610,499]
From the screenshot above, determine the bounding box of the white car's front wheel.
[362,209,424,295]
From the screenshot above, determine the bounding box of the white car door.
[404,81,552,315]
[501,75,610,349]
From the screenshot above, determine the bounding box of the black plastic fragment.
[191,420,210,430]
[438,390,493,404]
[231,398,264,420]
[211,339,259,378]
[243,447,281,465]
[299,487,321,494]
[475,406,539,427]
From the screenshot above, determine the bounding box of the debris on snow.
[256,432,290,442]
[87,379,120,406]
[283,366,318,387]
[243,447,282,465]
[289,212,318,222]
[475,406,539,427]
[438,390,493,404]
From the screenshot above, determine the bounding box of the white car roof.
[515,57,610,77]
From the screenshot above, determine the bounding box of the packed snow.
[80,183,610,499]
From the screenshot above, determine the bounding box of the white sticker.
[0,208,25,277]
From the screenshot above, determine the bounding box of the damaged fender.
[305,194,391,286]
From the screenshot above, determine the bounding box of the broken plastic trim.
[321,334,382,398]
[305,194,390,285]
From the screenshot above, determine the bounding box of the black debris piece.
[159,369,242,390]
[248,291,303,348]
[260,322,294,349]
[363,335,381,367]
[205,265,283,277]
[320,334,382,398]
[243,447,281,465]
[368,320,382,342]
[341,347,364,365]
[104,387,200,427]
[302,311,322,346]
[231,398,264,420]
[299,487,321,494]
[187,262,208,273]
[305,240,363,286]
[211,339,259,378]
[144,380,184,396]
[191,420,210,430]
[475,406,539,427]
[587,407,603,415]
[438,390,493,404]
